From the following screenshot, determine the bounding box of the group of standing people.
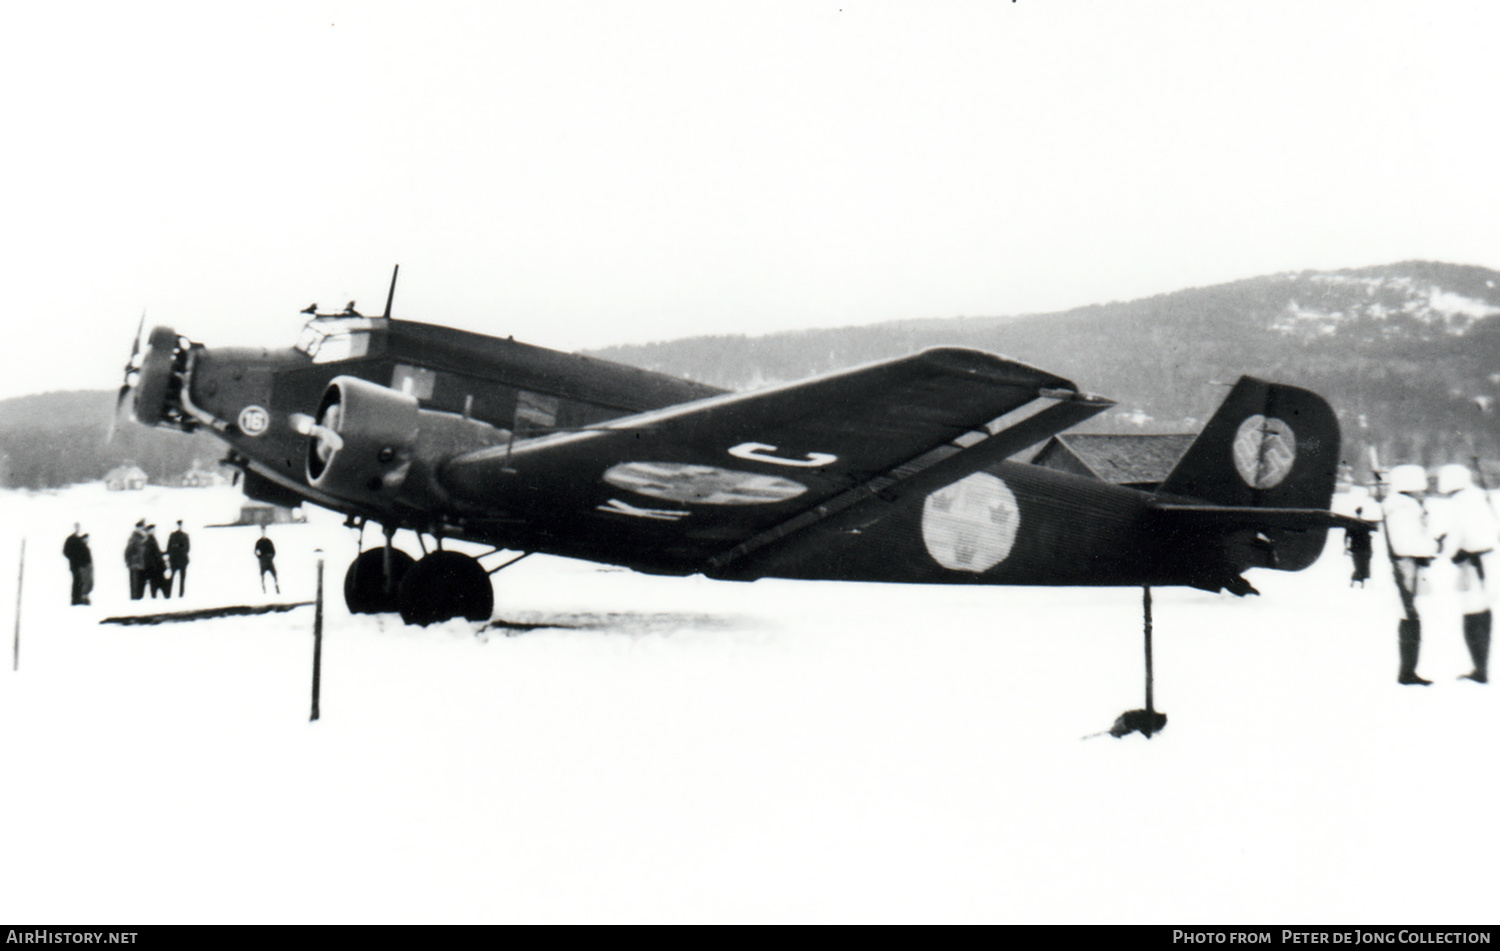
[122,520,191,601]
[63,520,191,605]
[1373,462,1493,686]
[63,520,281,606]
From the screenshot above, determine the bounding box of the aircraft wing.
[440,348,1114,572]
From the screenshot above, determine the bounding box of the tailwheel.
[397,550,495,626]
[344,548,415,614]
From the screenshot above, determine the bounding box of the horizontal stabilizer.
[1150,504,1370,534]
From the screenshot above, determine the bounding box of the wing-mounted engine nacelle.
[299,375,511,511]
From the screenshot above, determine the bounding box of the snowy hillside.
[0,484,1494,923]
[1269,267,1500,341]
[590,261,1500,471]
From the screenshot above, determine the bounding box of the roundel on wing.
[921,472,1021,573]
[603,462,807,505]
[1232,415,1297,489]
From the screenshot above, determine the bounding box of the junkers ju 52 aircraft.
[120,269,1359,732]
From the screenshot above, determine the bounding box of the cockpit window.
[295,317,376,364]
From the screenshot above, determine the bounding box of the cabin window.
[312,332,369,363]
[515,390,559,434]
[294,318,375,363]
[392,364,436,400]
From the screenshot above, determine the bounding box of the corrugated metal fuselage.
[140,317,1323,593]
[716,459,1269,589]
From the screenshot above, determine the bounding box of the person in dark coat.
[124,520,148,600]
[166,520,190,597]
[1345,507,1374,587]
[255,527,279,594]
[143,524,170,600]
[62,523,92,606]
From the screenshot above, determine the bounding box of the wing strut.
[484,551,533,576]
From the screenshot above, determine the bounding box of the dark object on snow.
[101,602,314,626]
[1110,709,1168,738]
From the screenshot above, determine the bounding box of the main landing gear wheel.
[344,548,415,614]
[397,551,494,626]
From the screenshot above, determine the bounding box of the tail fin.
[1158,376,1341,511]
[1153,377,1342,575]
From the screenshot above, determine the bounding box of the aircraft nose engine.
[299,376,421,506]
[129,326,192,428]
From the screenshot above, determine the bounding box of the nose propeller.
[107,311,148,443]
[291,400,345,480]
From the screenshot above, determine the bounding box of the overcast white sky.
[3,1,1498,401]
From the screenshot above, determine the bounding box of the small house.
[209,502,307,528]
[104,464,149,491]
[177,460,231,488]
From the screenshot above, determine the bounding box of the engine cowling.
[301,375,510,511]
[131,326,192,428]
[304,376,422,506]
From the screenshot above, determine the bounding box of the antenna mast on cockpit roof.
[382,264,400,320]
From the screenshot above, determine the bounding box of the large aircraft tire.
[344,547,416,614]
[397,551,494,626]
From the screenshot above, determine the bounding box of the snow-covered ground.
[0,483,1493,923]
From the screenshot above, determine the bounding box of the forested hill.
[589,261,1500,474]
[0,390,224,490]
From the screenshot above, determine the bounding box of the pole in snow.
[12,538,24,672]
[1104,585,1167,738]
[1143,584,1155,717]
[310,553,324,722]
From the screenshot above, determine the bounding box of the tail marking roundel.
[1232,415,1297,489]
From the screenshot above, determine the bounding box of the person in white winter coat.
[1382,464,1439,685]
[1435,463,1496,683]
